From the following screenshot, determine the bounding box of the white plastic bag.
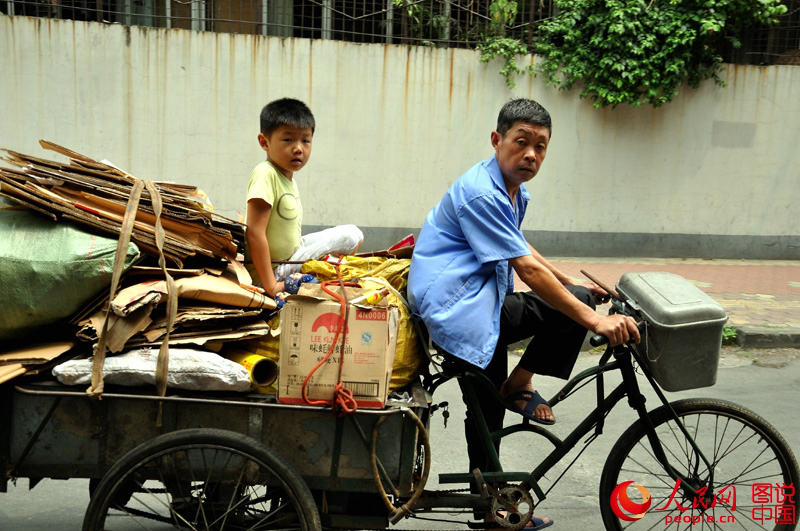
[275,224,363,279]
[53,347,251,392]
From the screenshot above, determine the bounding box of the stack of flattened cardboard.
[75,268,276,354]
[0,140,277,388]
[0,140,242,267]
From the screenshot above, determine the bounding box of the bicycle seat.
[411,315,507,403]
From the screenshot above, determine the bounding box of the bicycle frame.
[423,342,716,509]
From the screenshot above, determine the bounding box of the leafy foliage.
[478,0,531,88]
[533,0,788,107]
[479,36,531,87]
[722,325,738,345]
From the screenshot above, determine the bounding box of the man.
[409,98,639,529]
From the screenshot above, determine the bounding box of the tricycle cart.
[2,378,430,530]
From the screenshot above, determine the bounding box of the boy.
[245,98,362,296]
[408,98,639,529]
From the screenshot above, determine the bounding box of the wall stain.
[382,44,389,104]
[404,47,411,121]
[448,49,454,105]
[72,22,78,131]
[308,40,313,105]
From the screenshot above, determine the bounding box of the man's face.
[491,121,550,192]
[259,125,313,177]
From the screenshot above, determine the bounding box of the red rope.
[301,259,359,415]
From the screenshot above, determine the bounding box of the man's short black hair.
[260,98,316,136]
[496,98,552,137]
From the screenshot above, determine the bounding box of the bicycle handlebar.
[590,334,609,347]
[589,321,645,348]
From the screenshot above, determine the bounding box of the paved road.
[1,348,798,530]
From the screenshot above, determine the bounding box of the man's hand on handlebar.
[593,314,641,346]
[585,282,611,305]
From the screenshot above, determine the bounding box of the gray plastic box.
[616,272,728,392]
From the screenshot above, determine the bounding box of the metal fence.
[2,0,799,64]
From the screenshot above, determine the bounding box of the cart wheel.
[83,428,321,530]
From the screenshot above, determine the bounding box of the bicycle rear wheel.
[83,428,321,530]
[599,398,799,530]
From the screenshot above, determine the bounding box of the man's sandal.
[503,390,555,425]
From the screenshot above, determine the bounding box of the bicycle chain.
[342,485,532,531]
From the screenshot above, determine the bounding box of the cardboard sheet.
[0,341,75,384]
[111,274,276,315]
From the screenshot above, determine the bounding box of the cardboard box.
[278,286,398,409]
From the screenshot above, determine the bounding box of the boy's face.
[491,120,550,192]
[258,125,313,177]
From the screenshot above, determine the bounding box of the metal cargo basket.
[616,272,728,392]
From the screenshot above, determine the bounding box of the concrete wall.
[1,15,798,258]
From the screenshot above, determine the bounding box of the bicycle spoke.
[158,448,196,525]
[219,453,248,529]
[628,438,686,489]
[658,425,699,476]
[665,417,693,465]
[717,430,761,464]
[714,423,748,466]
[713,415,731,465]
[207,463,252,529]
[689,414,701,473]
[194,446,211,528]
[720,457,782,487]
[115,503,172,528]
[129,489,196,530]
[719,500,768,531]
[621,452,676,489]
[248,499,296,530]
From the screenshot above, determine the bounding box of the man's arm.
[510,254,640,346]
[526,242,573,285]
[527,242,609,302]
[245,198,284,297]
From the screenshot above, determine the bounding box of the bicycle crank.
[487,484,535,530]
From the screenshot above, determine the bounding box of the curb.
[516,327,800,353]
[734,326,800,349]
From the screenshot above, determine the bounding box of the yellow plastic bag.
[302,258,423,391]
[301,256,412,292]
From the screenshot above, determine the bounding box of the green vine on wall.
[478,0,531,88]
[478,0,788,107]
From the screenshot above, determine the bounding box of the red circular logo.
[610,481,652,521]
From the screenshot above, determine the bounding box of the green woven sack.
[0,200,140,342]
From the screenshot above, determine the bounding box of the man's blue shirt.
[408,155,532,368]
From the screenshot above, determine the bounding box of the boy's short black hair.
[260,98,316,136]
[496,98,552,137]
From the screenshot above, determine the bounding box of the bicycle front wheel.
[599,398,799,530]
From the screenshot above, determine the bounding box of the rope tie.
[301,258,359,415]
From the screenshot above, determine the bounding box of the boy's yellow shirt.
[246,160,303,265]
